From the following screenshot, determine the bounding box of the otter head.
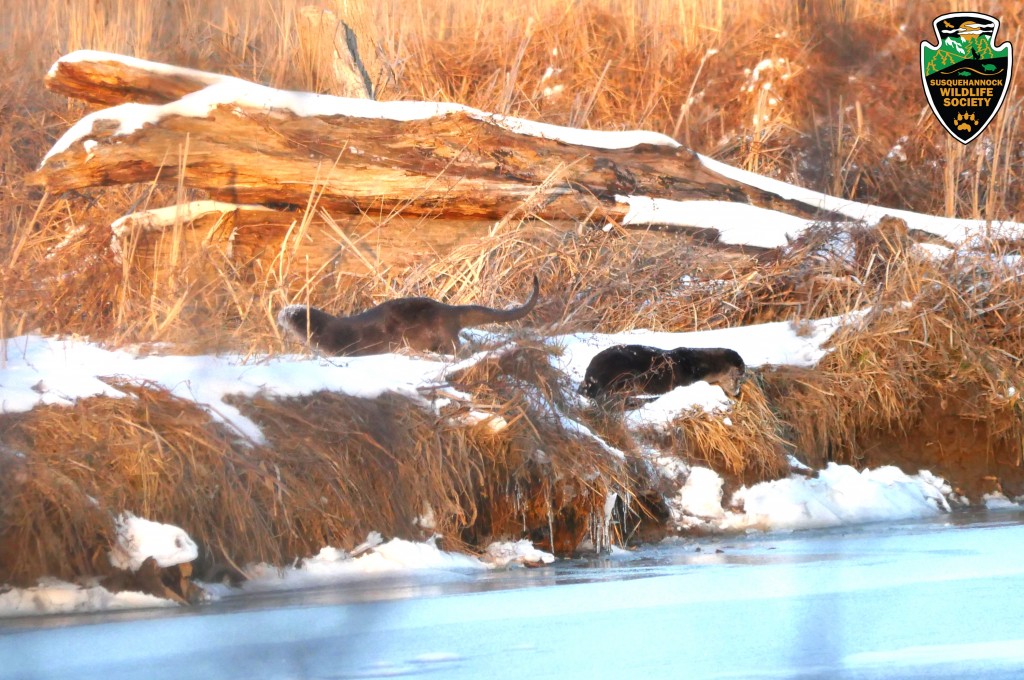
[277,304,352,354]
[706,348,746,398]
[710,365,746,398]
[676,347,746,398]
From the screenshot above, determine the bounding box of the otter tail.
[455,275,540,327]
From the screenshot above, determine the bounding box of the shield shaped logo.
[921,12,1013,144]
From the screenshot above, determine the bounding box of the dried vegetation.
[1,0,1024,587]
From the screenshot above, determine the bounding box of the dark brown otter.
[278,275,539,356]
[579,344,746,400]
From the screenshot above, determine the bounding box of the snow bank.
[0,335,479,443]
[0,579,174,616]
[108,513,198,571]
[483,540,556,568]
[659,462,952,533]
[656,459,955,533]
[726,464,951,531]
[1,533,549,617]
[238,537,488,594]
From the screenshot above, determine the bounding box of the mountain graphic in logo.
[921,12,1013,144]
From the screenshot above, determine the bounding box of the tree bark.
[111,201,512,276]
[296,6,374,99]
[36,53,836,226]
[44,51,234,106]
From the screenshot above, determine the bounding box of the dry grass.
[443,342,637,550]
[640,382,790,486]
[0,384,279,586]
[2,1,1024,584]
[763,232,1024,497]
[0,364,634,582]
[2,0,1023,351]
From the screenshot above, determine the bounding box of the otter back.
[278,275,540,356]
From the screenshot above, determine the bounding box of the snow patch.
[983,492,1021,510]
[658,462,954,532]
[726,464,951,531]
[624,382,732,429]
[677,467,726,520]
[699,153,1024,244]
[0,335,492,444]
[617,196,821,248]
[108,513,198,571]
[0,579,174,616]
[240,537,488,593]
[483,540,556,568]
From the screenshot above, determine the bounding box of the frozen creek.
[3,510,1024,680]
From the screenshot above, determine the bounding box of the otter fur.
[579,344,746,400]
[278,275,540,356]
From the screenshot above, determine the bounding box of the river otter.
[579,344,746,400]
[278,275,540,356]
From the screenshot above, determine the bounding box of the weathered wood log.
[45,15,375,105]
[44,51,238,107]
[110,200,518,275]
[35,53,839,229]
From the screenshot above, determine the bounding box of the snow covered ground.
[2,308,1019,617]
[9,65,1024,616]
[3,176,1023,616]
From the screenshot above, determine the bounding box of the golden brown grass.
[2,0,1022,352]
[763,231,1024,497]
[0,367,635,583]
[2,1,1024,585]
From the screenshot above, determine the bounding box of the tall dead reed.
[764,229,1024,497]
[2,0,1024,584]
[1,0,1021,351]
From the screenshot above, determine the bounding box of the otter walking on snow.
[278,275,540,356]
[579,344,746,401]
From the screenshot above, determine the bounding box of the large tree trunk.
[108,201,516,276]
[35,52,833,224]
[34,51,842,279]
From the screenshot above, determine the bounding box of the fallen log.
[43,50,238,106]
[34,52,837,228]
[108,200,522,275]
[41,51,1019,270]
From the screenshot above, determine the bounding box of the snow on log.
[34,52,836,232]
[44,50,241,106]
[38,51,1024,265]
